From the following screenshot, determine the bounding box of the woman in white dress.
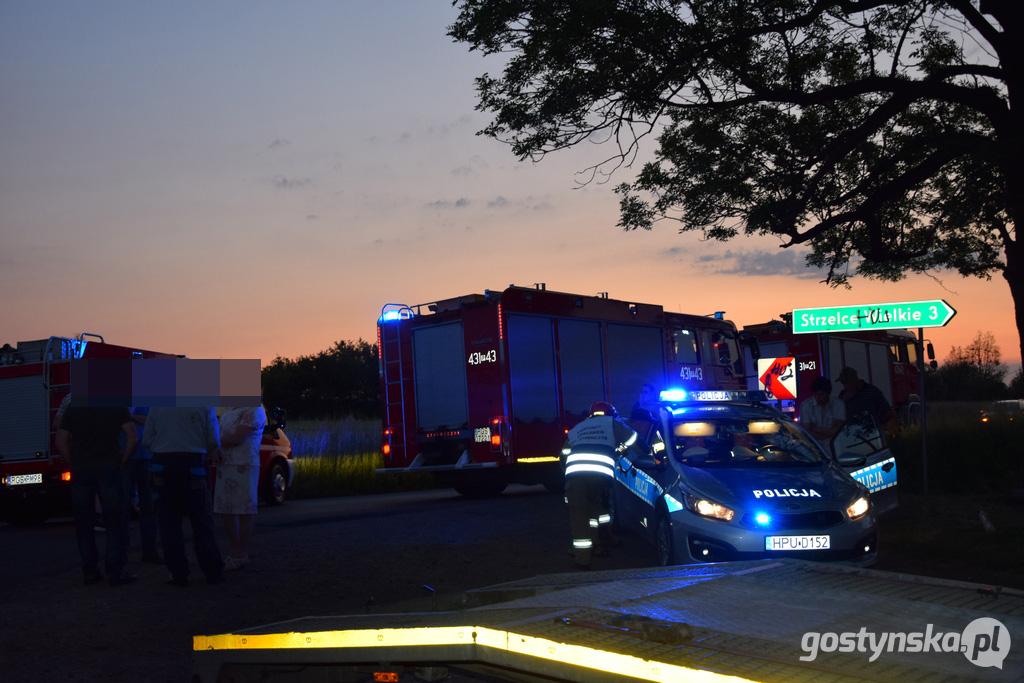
[212,405,266,569]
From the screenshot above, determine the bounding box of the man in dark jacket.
[56,405,138,586]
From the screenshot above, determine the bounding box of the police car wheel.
[655,514,678,566]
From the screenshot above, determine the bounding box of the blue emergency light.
[378,304,415,323]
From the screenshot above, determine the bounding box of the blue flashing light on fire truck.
[376,285,759,497]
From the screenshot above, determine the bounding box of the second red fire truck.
[0,334,295,525]
[742,315,933,422]
[377,285,757,496]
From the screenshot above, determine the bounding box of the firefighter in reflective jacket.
[561,401,642,569]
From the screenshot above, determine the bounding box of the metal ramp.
[193,559,1023,682]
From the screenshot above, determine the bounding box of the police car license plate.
[765,535,830,551]
[7,473,43,486]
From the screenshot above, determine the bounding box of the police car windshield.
[668,413,824,469]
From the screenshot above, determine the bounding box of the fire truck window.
[904,340,918,365]
[712,332,743,376]
[673,329,699,365]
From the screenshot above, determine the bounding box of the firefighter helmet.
[590,401,617,417]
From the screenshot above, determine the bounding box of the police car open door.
[830,416,898,514]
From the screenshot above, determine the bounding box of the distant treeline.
[924,331,1023,401]
[261,340,379,419]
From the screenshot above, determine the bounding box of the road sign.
[758,357,797,400]
[792,300,956,334]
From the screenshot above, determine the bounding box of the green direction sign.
[792,299,957,334]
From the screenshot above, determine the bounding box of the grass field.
[285,418,432,498]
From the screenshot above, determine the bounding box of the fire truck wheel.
[452,481,508,498]
[263,462,288,506]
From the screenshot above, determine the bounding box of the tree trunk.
[1004,235,1024,375]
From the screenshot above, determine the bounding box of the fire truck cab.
[377,285,755,497]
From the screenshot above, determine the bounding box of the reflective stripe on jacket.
[563,415,638,480]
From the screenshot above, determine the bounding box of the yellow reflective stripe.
[195,626,756,683]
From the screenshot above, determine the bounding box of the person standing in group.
[144,406,225,586]
[836,367,898,433]
[561,401,642,570]
[54,405,138,586]
[799,376,846,456]
[125,406,162,564]
[211,404,266,570]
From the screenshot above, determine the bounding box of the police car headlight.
[684,493,735,522]
[846,496,870,520]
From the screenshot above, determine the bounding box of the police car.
[611,390,897,567]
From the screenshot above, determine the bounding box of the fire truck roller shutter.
[606,324,664,408]
[0,375,50,460]
[506,315,559,423]
[557,319,605,418]
[412,323,469,431]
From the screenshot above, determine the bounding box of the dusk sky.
[3,1,1019,371]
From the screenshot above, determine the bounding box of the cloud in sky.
[661,246,829,279]
[426,197,471,209]
[270,176,314,189]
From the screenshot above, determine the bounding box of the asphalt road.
[0,485,649,683]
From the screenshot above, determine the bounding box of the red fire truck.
[0,334,178,524]
[742,316,932,422]
[0,334,296,525]
[377,285,755,496]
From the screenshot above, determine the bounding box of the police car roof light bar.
[659,389,769,404]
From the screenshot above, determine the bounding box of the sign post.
[792,300,956,334]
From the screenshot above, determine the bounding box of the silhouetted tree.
[261,340,379,419]
[925,330,1008,400]
[451,1,1024,364]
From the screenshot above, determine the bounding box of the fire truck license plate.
[765,535,830,551]
[7,473,43,486]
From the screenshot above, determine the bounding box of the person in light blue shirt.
[124,406,161,563]
[144,407,224,586]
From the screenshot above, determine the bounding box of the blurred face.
[813,389,830,405]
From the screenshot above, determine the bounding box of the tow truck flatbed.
[193,559,1022,682]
